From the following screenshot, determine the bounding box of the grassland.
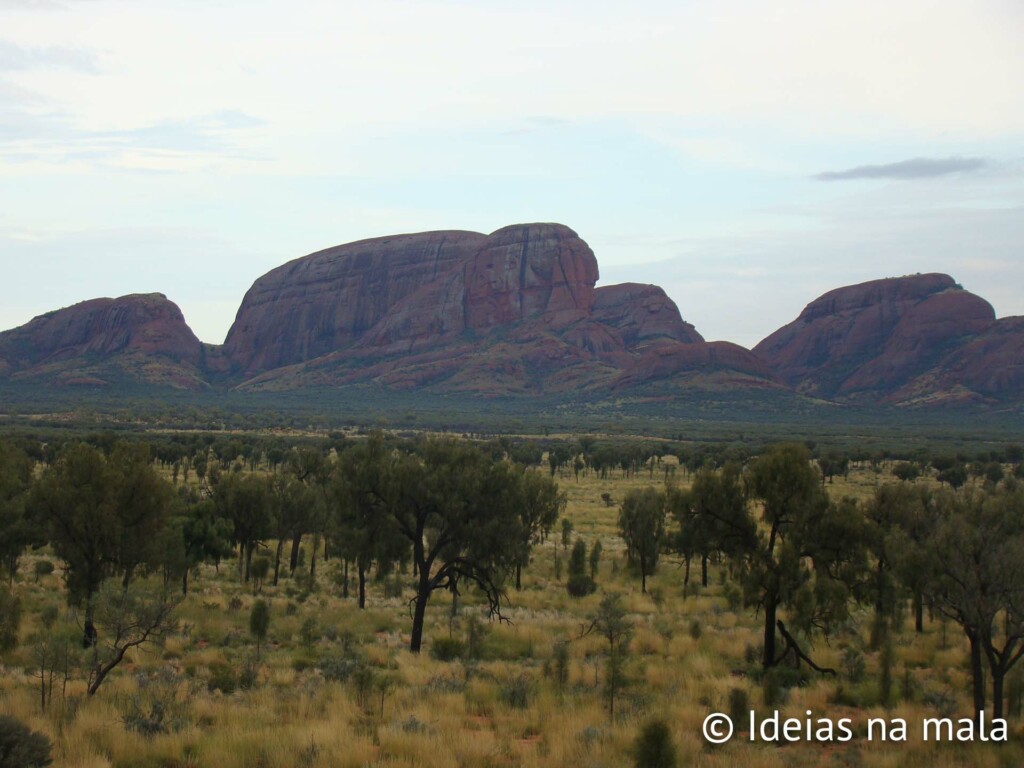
[2,457,1022,768]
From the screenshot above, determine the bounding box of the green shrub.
[33,560,54,583]
[318,656,363,683]
[291,651,319,671]
[498,675,532,709]
[567,573,596,597]
[206,661,236,694]
[841,646,866,683]
[298,617,318,647]
[430,636,465,661]
[687,619,702,640]
[631,719,677,768]
[553,640,570,689]
[0,715,52,768]
[727,687,749,728]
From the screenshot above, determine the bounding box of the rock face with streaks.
[4,225,1021,405]
[0,293,208,388]
[222,230,488,376]
[221,223,773,393]
[753,273,1024,403]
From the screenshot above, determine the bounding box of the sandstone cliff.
[0,293,208,389]
[224,223,771,394]
[753,274,1023,403]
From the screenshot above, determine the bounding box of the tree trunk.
[181,569,189,597]
[273,538,284,586]
[358,564,367,609]
[993,666,1005,721]
[244,542,254,582]
[914,591,924,633]
[289,532,302,574]
[969,630,986,722]
[701,554,708,587]
[763,595,779,668]
[410,574,430,654]
[342,559,350,599]
[309,532,319,585]
[516,562,522,591]
[683,555,691,599]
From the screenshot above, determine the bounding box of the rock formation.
[0,293,208,389]
[223,223,772,394]
[3,227,1020,405]
[754,274,1023,403]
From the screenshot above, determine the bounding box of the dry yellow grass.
[1,462,1019,767]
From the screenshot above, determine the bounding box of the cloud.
[0,39,99,72]
[814,157,989,181]
[0,105,265,169]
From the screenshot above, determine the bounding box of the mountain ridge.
[2,225,1021,406]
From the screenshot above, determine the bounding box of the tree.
[817,451,849,485]
[926,486,1024,721]
[566,539,596,597]
[589,539,602,580]
[329,435,407,608]
[268,473,313,587]
[0,440,36,585]
[86,578,181,696]
[586,593,632,720]
[173,496,234,595]
[743,443,866,671]
[31,442,173,609]
[512,469,564,590]
[863,483,929,645]
[389,438,526,653]
[106,443,176,588]
[214,472,274,583]
[561,518,573,551]
[937,463,968,489]
[619,487,666,594]
[250,599,270,661]
[0,587,21,653]
[669,464,753,591]
[31,443,114,607]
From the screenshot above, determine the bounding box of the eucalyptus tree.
[329,434,407,608]
[743,443,867,671]
[618,487,666,594]
[669,463,753,591]
[389,438,526,653]
[0,440,36,585]
[926,486,1024,721]
[31,442,174,609]
[512,468,564,590]
[213,471,274,583]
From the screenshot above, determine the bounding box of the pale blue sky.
[2,0,1022,348]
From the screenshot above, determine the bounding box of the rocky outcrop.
[592,284,704,349]
[753,274,1010,402]
[893,316,1024,403]
[223,230,487,376]
[463,224,598,330]
[8,227,1019,406]
[223,223,770,394]
[0,293,208,389]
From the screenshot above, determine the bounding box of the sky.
[1,0,1022,349]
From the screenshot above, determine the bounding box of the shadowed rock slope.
[0,293,211,389]
[754,274,1024,404]
[5,228,1020,405]
[224,224,773,394]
